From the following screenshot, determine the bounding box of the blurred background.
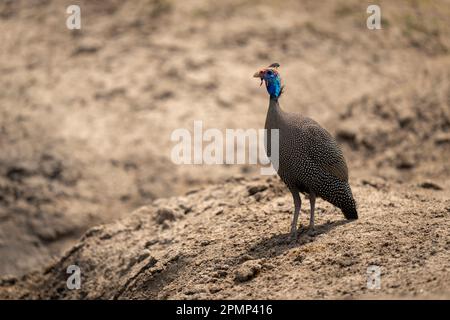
[0,0,449,276]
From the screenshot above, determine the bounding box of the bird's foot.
[289,228,298,241]
[307,227,316,237]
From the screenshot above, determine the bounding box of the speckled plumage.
[265,98,357,216]
[256,63,358,237]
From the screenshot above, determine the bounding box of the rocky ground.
[0,0,449,299]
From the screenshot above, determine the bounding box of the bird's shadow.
[245,219,351,260]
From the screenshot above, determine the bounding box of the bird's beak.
[253,69,264,78]
[253,69,264,86]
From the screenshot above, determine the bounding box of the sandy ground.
[1,177,449,299]
[0,0,449,298]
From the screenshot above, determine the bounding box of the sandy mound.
[1,177,449,299]
[0,0,449,298]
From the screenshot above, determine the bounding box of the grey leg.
[308,192,316,234]
[289,189,301,239]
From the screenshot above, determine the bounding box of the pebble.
[155,207,177,224]
[418,181,443,191]
[247,184,268,196]
[234,260,262,282]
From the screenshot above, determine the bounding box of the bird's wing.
[302,121,349,182]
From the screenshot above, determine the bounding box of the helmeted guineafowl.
[254,63,358,239]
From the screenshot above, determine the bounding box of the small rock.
[137,250,151,263]
[40,155,63,180]
[247,184,268,196]
[336,126,358,148]
[294,254,305,263]
[6,166,32,181]
[434,132,450,145]
[361,177,386,189]
[214,263,229,272]
[397,108,414,128]
[126,251,155,270]
[214,270,227,278]
[418,181,443,191]
[99,232,114,240]
[200,240,211,246]
[234,260,262,282]
[209,285,223,293]
[72,39,101,55]
[83,226,103,238]
[144,239,158,247]
[185,188,200,195]
[396,155,415,170]
[184,286,206,295]
[161,221,171,230]
[238,254,254,263]
[179,203,192,214]
[336,257,355,267]
[155,207,177,224]
[0,276,17,286]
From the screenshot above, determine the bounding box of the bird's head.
[253,63,283,100]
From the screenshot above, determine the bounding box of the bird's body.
[254,63,358,238]
[265,98,357,217]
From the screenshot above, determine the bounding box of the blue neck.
[266,77,281,99]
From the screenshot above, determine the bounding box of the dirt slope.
[1,176,449,299]
[0,0,450,296]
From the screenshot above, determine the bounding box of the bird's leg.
[308,192,316,235]
[289,189,301,240]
